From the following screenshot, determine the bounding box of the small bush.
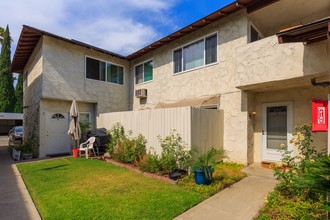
[256,190,327,220]
[138,152,161,173]
[158,131,192,174]
[107,122,125,155]
[107,123,147,164]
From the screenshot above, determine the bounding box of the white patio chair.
[79,137,96,159]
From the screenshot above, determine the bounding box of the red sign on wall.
[312,99,328,132]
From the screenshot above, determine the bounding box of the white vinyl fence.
[98,107,223,154]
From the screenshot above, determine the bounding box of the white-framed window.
[85,56,124,85]
[173,33,217,74]
[135,60,153,84]
[79,112,91,123]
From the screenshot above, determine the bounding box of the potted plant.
[16,142,33,160]
[193,148,227,185]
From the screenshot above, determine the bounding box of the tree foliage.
[0,25,15,112]
[0,26,4,45]
[15,74,23,113]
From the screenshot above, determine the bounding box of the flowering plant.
[274,124,323,193]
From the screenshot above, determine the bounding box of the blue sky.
[1,0,234,57]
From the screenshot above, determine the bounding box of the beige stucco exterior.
[23,36,131,157]
[20,0,329,162]
[129,2,329,164]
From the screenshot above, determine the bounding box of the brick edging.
[105,158,177,184]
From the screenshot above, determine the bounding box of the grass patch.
[177,162,246,199]
[17,158,202,220]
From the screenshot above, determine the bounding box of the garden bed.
[105,158,178,184]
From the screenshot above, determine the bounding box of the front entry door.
[46,112,71,155]
[262,102,293,162]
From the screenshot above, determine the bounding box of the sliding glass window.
[86,57,124,85]
[135,60,153,84]
[173,34,217,74]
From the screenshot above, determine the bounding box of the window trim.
[134,59,154,85]
[172,32,218,75]
[248,22,263,43]
[85,55,125,86]
[79,112,91,123]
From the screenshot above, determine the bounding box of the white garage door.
[46,112,71,155]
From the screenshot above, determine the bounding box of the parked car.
[8,126,23,146]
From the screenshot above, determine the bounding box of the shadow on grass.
[36,164,69,171]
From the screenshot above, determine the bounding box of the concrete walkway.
[0,136,41,220]
[175,163,278,220]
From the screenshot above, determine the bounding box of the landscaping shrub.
[138,152,161,173]
[158,131,192,173]
[256,190,326,220]
[107,123,147,163]
[256,124,328,219]
[178,162,246,199]
[107,122,125,155]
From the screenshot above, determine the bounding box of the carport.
[0,113,23,134]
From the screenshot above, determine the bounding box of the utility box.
[312,99,328,132]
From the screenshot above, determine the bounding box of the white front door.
[262,102,293,162]
[46,112,71,155]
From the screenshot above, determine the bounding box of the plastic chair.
[79,137,96,159]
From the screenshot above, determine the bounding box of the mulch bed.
[104,158,177,184]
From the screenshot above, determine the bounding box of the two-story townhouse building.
[11,28,131,157]
[11,0,329,163]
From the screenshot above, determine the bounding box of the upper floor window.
[135,60,153,84]
[249,25,262,43]
[173,33,217,74]
[86,57,124,85]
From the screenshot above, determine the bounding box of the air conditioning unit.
[135,89,147,98]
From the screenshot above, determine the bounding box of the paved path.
[175,163,278,220]
[0,136,41,220]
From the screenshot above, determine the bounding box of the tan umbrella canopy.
[68,99,81,146]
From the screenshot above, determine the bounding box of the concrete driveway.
[0,135,9,147]
[0,136,41,220]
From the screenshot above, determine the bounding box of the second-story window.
[249,25,262,43]
[173,33,217,74]
[135,60,153,84]
[86,57,124,85]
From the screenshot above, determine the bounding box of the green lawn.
[17,158,202,220]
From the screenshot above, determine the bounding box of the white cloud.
[0,0,178,56]
[68,18,158,55]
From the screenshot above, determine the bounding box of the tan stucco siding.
[42,36,131,115]
[22,39,44,157]
[24,39,43,88]
[253,86,328,163]
[131,11,248,110]
[236,37,330,87]
[129,11,250,163]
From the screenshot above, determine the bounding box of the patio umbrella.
[68,99,81,148]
